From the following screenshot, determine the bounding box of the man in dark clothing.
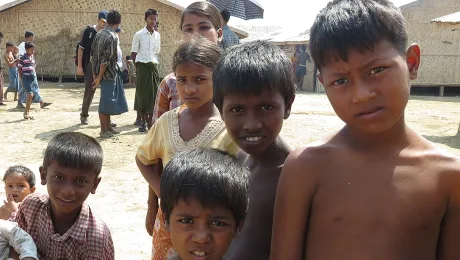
[77,10,108,125]
[295,45,311,91]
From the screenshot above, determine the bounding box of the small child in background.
[13,132,114,259]
[126,55,136,86]
[213,40,296,260]
[160,148,250,260]
[0,219,38,260]
[18,42,52,120]
[0,165,36,220]
[3,42,20,102]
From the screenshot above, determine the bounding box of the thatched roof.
[432,12,460,25]
[0,0,31,13]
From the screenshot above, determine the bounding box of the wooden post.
[439,86,444,97]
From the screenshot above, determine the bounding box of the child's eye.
[211,220,227,227]
[370,67,386,75]
[6,185,12,188]
[231,107,243,113]
[196,78,206,82]
[179,218,193,224]
[199,26,211,31]
[332,78,349,86]
[177,78,185,83]
[53,175,63,180]
[262,105,273,111]
[76,179,88,184]
[183,28,192,33]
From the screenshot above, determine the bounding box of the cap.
[98,10,108,21]
[115,27,123,33]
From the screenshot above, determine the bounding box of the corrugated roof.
[0,0,31,13]
[243,26,309,44]
[236,25,282,42]
[432,12,460,24]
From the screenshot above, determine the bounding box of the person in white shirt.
[131,8,161,132]
[0,219,37,260]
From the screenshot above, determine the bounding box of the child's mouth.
[57,197,75,203]
[191,251,208,257]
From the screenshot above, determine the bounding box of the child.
[270,0,460,259]
[160,148,250,260]
[0,165,36,220]
[0,219,38,259]
[136,38,238,260]
[3,42,20,102]
[126,55,136,87]
[13,132,114,259]
[18,42,51,120]
[213,40,295,259]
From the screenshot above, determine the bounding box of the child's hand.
[145,206,157,236]
[2,193,19,214]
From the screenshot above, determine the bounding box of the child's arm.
[136,157,161,196]
[0,221,38,260]
[270,148,318,260]
[146,185,159,236]
[436,167,460,259]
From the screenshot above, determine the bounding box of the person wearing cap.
[77,10,108,125]
[131,8,161,132]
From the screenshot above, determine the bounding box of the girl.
[136,38,238,260]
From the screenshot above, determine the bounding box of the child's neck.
[248,136,292,166]
[49,203,82,235]
[146,26,154,33]
[184,100,218,119]
[343,115,412,152]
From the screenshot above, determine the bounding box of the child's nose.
[243,113,262,132]
[192,229,211,244]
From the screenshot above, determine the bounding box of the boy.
[13,132,114,259]
[213,40,296,260]
[0,165,36,220]
[270,1,460,259]
[18,42,51,119]
[0,219,38,260]
[125,55,136,87]
[131,8,161,132]
[3,42,20,101]
[160,148,250,260]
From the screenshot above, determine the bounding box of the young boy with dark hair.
[160,148,250,260]
[271,1,460,259]
[213,40,295,260]
[3,42,20,102]
[13,132,114,259]
[18,42,51,120]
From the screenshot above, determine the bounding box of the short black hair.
[213,40,295,112]
[161,148,250,226]
[107,10,122,25]
[145,8,158,19]
[25,42,35,50]
[221,9,230,23]
[25,31,34,39]
[3,165,36,187]
[173,37,222,72]
[6,42,14,48]
[126,55,131,60]
[309,0,408,70]
[43,132,103,176]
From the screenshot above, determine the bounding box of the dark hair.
[161,148,250,226]
[43,132,103,176]
[3,165,36,187]
[213,40,295,111]
[6,42,14,48]
[180,1,223,30]
[107,10,122,25]
[24,31,34,39]
[145,8,158,19]
[309,0,408,70]
[221,9,230,23]
[25,42,35,50]
[126,55,131,60]
[173,37,222,72]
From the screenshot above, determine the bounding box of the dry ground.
[1,82,459,259]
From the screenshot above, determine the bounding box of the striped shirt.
[17,54,36,77]
[222,25,240,49]
[90,28,119,80]
[152,72,183,123]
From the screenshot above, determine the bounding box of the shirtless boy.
[271,0,460,259]
[213,40,295,259]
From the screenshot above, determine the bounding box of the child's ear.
[217,27,223,42]
[406,43,421,80]
[317,73,324,85]
[30,186,36,193]
[233,220,245,238]
[91,177,102,194]
[39,166,47,185]
[284,95,296,119]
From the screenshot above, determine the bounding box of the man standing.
[0,32,5,106]
[77,10,108,125]
[220,9,239,49]
[295,45,311,91]
[131,9,161,132]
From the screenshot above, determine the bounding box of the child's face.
[4,174,35,203]
[145,14,158,29]
[181,14,222,44]
[318,40,420,134]
[166,198,238,260]
[175,63,214,110]
[39,161,101,216]
[26,47,34,56]
[221,90,292,155]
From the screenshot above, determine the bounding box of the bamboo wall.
[0,0,182,78]
[401,0,460,86]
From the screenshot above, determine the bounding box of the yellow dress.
[136,106,239,260]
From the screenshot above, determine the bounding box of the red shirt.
[14,193,114,260]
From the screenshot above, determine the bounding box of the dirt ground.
[1,82,459,259]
